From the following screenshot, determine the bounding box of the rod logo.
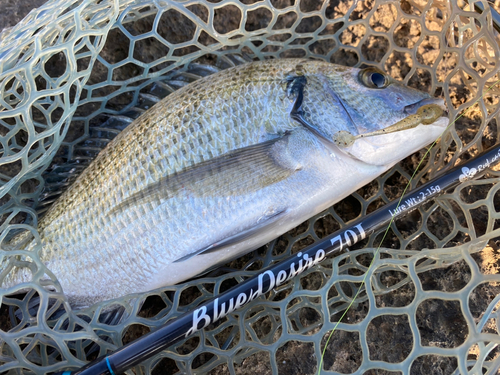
[459,167,477,182]
[186,223,367,337]
[186,248,326,337]
[329,223,366,252]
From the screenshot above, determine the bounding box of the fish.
[3,59,449,308]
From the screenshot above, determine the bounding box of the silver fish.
[4,59,448,308]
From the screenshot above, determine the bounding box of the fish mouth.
[404,98,449,117]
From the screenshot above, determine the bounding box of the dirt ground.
[0,0,47,32]
[2,1,500,375]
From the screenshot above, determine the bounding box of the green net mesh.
[2,0,500,373]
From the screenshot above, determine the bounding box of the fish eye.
[359,68,389,89]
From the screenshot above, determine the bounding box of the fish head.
[310,64,449,166]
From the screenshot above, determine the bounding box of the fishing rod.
[55,143,500,375]
[57,4,500,372]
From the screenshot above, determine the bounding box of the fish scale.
[3,59,448,308]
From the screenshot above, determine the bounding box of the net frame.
[1,0,500,374]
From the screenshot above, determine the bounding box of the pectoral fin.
[108,133,299,216]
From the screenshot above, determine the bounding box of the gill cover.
[314,66,450,166]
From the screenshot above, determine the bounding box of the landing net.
[1,0,500,374]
